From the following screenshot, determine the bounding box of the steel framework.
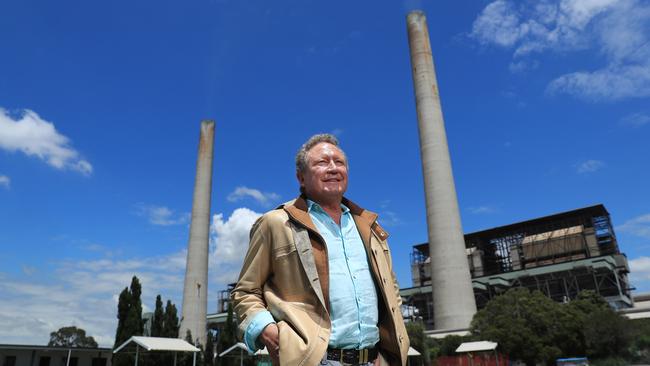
[405,204,633,328]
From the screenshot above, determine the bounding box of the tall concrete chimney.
[406,11,477,330]
[180,120,215,346]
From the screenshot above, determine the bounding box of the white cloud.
[210,208,262,284]
[21,265,37,276]
[471,0,523,48]
[135,204,190,226]
[629,256,650,291]
[0,250,187,347]
[0,207,267,347]
[0,175,9,189]
[576,159,605,173]
[547,64,650,100]
[379,211,402,227]
[470,0,650,100]
[472,0,622,55]
[630,256,650,273]
[376,200,402,226]
[227,186,280,207]
[509,59,540,73]
[0,108,92,175]
[469,205,499,214]
[617,213,650,238]
[620,112,650,127]
[80,243,119,258]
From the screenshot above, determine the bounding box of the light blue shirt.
[307,200,379,349]
[243,200,380,352]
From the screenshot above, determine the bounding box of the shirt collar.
[306,199,350,215]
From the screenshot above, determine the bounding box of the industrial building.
[401,204,634,330]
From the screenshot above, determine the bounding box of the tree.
[471,288,570,366]
[205,331,215,366]
[152,295,164,337]
[216,302,237,366]
[113,276,144,347]
[113,276,144,366]
[163,300,180,338]
[48,326,98,348]
[565,290,615,356]
[405,321,433,365]
[583,308,632,359]
[439,335,469,357]
[565,291,633,360]
[629,319,650,363]
[157,299,180,366]
[124,276,144,337]
[146,295,166,366]
[114,287,131,347]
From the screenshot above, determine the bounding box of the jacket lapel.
[284,198,329,312]
[284,198,319,234]
[290,224,327,311]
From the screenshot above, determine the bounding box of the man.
[231,134,409,365]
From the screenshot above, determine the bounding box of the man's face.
[298,142,348,203]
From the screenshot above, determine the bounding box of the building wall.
[0,347,111,366]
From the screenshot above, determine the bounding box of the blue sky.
[1,0,649,347]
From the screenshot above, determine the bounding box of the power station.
[402,204,635,334]
[183,10,647,347]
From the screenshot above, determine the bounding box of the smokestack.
[406,11,477,330]
[180,120,215,345]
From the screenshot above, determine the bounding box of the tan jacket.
[231,196,409,366]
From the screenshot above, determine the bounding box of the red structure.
[437,353,508,366]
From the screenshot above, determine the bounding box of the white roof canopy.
[456,341,498,353]
[218,342,249,357]
[218,342,270,357]
[408,347,421,356]
[113,336,200,354]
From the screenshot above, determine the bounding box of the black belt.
[326,348,378,365]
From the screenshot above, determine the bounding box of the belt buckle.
[331,348,371,365]
[340,350,354,366]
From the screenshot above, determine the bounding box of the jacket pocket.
[277,320,307,365]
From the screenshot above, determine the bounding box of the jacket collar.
[282,194,380,235]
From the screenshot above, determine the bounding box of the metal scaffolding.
[405,204,634,328]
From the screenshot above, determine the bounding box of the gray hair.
[295,133,347,173]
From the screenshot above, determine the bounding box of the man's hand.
[260,323,280,365]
